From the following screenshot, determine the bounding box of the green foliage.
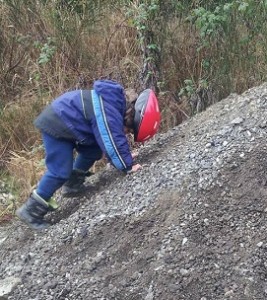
[34,37,57,65]
[175,0,267,106]
[125,0,162,90]
[188,6,228,38]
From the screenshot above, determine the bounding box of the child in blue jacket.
[16,80,160,230]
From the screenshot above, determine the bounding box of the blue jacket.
[34,80,133,171]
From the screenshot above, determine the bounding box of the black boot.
[16,190,53,230]
[61,169,93,197]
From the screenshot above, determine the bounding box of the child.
[16,79,160,230]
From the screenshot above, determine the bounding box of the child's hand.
[131,164,142,172]
[131,151,139,160]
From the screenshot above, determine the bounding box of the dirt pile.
[0,84,267,300]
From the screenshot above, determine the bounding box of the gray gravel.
[0,83,267,300]
[0,181,14,207]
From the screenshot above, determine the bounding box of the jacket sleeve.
[91,90,133,171]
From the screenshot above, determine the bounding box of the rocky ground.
[0,84,267,300]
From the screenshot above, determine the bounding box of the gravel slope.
[0,84,267,300]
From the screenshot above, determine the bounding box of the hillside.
[0,84,267,300]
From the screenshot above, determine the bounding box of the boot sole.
[16,208,50,231]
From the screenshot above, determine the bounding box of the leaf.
[238,2,249,12]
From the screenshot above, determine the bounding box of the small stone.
[182,237,188,246]
[231,117,243,125]
[225,290,234,297]
[259,121,267,128]
[180,268,189,276]
[0,277,21,297]
[206,143,212,148]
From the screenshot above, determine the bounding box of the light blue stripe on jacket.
[91,90,127,170]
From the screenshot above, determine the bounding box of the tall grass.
[1,0,267,210]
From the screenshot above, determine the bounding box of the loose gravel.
[0,84,267,300]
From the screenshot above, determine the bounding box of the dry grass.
[7,148,45,199]
[0,145,45,224]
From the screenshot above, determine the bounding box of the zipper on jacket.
[80,90,88,120]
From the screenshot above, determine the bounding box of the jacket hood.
[93,80,126,115]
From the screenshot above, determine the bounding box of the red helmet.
[134,89,161,142]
